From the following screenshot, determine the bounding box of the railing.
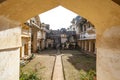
[77,32,96,40]
[79,36,96,40]
[86,27,96,34]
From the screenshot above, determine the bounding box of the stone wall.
[0,48,20,80]
[0,16,21,80]
[97,26,120,80]
[0,16,21,49]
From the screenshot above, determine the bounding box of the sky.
[39,6,78,30]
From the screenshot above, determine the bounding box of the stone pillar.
[83,40,86,51]
[41,30,43,39]
[84,40,86,51]
[97,27,120,80]
[80,41,82,49]
[77,41,79,47]
[87,41,89,51]
[32,28,37,52]
[90,41,93,52]
[79,41,81,48]
[85,40,87,51]
[89,40,91,52]
[81,41,83,50]
[0,48,20,80]
[0,17,21,80]
[51,40,53,48]
[28,39,31,56]
[82,40,84,50]
[20,45,23,59]
[91,40,95,53]
[21,45,24,58]
[94,40,96,54]
[46,40,48,48]
[82,26,84,32]
[41,40,45,50]
[77,41,80,49]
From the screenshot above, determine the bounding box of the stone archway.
[0,0,120,80]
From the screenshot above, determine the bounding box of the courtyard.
[20,50,96,80]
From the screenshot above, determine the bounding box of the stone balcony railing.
[79,36,96,40]
[86,27,96,34]
[77,33,96,40]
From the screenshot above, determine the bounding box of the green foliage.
[28,54,35,61]
[20,62,26,68]
[20,71,41,80]
[80,69,96,80]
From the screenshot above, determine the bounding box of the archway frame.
[0,0,120,80]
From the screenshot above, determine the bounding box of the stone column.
[46,40,48,48]
[28,39,31,56]
[79,41,81,48]
[87,41,89,51]
[90,41,93,52]
[82,40,84,50]
[83,41,85,51]
[82,26,84,32]
[0,17,21,80]
[84,40,86,51]
[20,39,24,59]
[41,40,45,50]
[85,40,87,51]
[81,41,83,50]
[89,40,91,52]
[94,40,96,54]
[78,41,80,49]
[32,28,37,53]
[97,27,120,80]
[91,40,95,53]
[21,45,24,58]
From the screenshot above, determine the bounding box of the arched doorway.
[0,0,120,80]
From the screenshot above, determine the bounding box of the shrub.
[20,71,41,80]
[28,54,35,61]
[80,69,96,80]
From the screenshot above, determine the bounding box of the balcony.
[77,32,96,40]
[86,27,95,34]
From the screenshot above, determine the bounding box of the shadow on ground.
[37,49,57,56]
[63,50,96,71]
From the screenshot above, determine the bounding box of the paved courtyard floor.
[52,50,64,80]
[20,49,96,80]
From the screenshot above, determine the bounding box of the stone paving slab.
[52,54,64,80]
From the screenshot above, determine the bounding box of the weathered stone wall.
[0,16,21,50]
[0,48,20,80]
[97,26,120,80]
[0,16,21,80]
